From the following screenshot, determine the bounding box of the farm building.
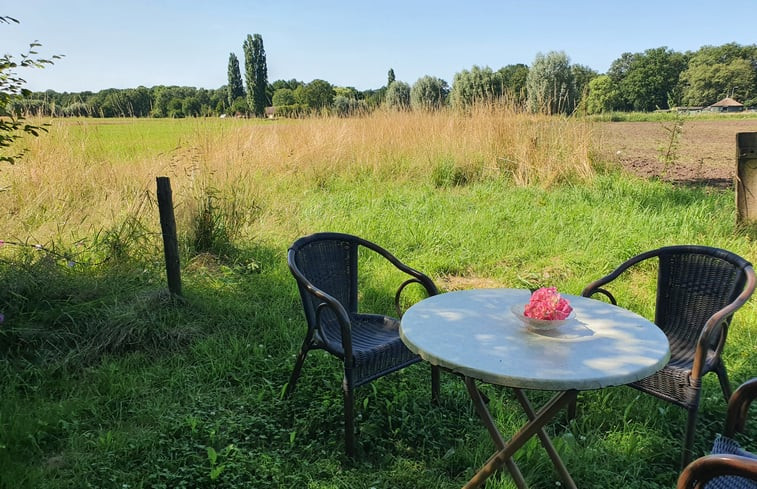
[707,97,744,112]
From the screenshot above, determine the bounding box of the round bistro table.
[400,288,671,489]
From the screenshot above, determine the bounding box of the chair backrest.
[288,233,361,332]
[652,246,753,359]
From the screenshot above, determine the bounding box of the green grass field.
[0,112,755,488]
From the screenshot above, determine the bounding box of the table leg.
[514,389,578,489]
[462,381,578,489]
[464,377,528,489]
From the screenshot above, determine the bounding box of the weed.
[657,111,685,173]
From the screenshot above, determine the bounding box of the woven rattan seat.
[677,378,757,488]
[284,232,440,457]
[576,245,755,468]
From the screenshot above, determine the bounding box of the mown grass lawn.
[1,112,755,488]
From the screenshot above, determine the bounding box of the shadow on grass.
[0,240,294,370]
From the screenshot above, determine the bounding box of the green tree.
[334,86,360,100]
[229,96,248,116]
[586,75,623,114]
[449,65,503,109]
[226,52,245,107]
[1,16,62,163]
[571,64,599,107]
[243,33,268,117]
[150,86,170,117]
[410,76,448,111]
[526,51,576,114]
[497,64,529,103]
[385,81,410,110]
[113,86,151,117]
[270,79,303,91]
[611,47,687,111]
[149,86,197,118]
[182,96,201,117]
[272,88,296,106]
[331,87,363,117]
[679,43,757,106]
[361,87,387,108]
[333,95,366,117]
[167,97,184,118]
[301,79,334,112]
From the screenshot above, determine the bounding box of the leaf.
[209,464,225,480]
[206,446,217,465]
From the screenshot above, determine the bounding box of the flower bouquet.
[512,287,575,330]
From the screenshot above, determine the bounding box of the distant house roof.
[710,97,743,107]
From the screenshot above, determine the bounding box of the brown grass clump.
[0,108,596,246]
[228,106,596,186]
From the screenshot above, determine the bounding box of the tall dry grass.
[0,107,596,248]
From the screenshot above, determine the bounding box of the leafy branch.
[1,15,63,164]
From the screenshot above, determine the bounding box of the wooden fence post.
[736,132,757,225]
[156,176,182,296]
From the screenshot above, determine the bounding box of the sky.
[3,0,756,93]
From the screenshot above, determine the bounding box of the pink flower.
[524,287,573,320]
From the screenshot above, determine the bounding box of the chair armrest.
[394,276,438,317]
[725,378,757,437]
[581,286,617,304]
[677,454,757,488]
[692,267,756,380]
[313,299,354,361]
[581,250,661,301]
[354,239,438,317]
[289,259,354,359]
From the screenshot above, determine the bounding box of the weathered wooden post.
[156,176,182,296]
[736,132,757,225]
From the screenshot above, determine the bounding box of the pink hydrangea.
[524,287,573,320]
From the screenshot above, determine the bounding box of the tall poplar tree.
[226,53,245,107]
[243,34,268,117]
[387,68,395,86]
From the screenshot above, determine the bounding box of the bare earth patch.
[596,119,757,188]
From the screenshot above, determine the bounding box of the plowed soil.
[596,119,757,188]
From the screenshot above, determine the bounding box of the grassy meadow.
[0,108,755,488]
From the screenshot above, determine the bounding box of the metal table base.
[463,377,579,489]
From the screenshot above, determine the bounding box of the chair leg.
[715,365,732,403]
[431,365,441,405]
[284,344,310,398]
[566,397,578,422]
[681,408,698,469]
[343,377,356,458]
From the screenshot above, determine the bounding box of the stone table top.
[400,288,670,390]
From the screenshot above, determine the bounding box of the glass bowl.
[511,303,575,330]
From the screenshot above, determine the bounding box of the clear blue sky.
[3,0,755,93]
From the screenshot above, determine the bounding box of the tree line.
[10,39,757,119]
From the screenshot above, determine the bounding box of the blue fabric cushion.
[705,435,757,489]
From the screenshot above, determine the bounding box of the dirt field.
[596,119,757,188]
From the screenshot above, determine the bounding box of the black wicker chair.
[677,378,757,489]
[575,246,755,468]
[284,232,441,457]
